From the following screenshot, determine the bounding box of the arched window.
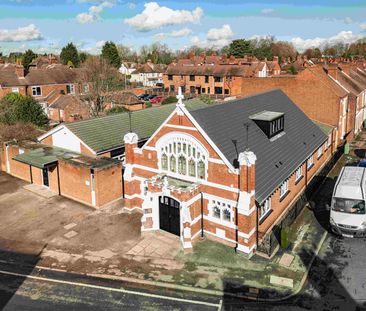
[188,159,196,177]
[170,155,176,173]
[158,134,208,180]
[178,155,186,175]
[161,153,168,170]
[197,160,205,179]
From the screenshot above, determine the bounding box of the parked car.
[330,166,366,237]
[138,94,149,100]
[150,96,163,104]
[146,94,157,100]
[358,159,366,167]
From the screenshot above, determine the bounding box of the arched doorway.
[159,196,180,236]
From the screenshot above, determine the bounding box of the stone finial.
[176,86,185,107]
[124,132,138,145]
[238,150,257,167]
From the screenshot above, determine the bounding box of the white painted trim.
[203,215,237,230]
[328,74,350,94]
[141,103,237,174]
[179,105,237,173]
[202,193,238,207]
[238,228,256,239]
[132,163,239,193]
[90,172,96,207]
[143,146,157,152]
[5,144,10,173]
[182,193,201,207]
[38,123,65,141]
[125,193,144,200]
[238,205,256,216]
[164,124,198,131]
[208,158,225,164]
[38,124,96,156]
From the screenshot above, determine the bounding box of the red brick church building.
[123,88,334,256]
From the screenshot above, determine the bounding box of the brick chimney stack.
[15,59,25,78]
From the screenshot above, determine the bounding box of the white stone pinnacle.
[176,86,185,107]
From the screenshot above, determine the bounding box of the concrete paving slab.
[270,275,294,288]
[23,184,58,198]
[63,223,77,230]
[64,230,79,239]
[279,253,294,267]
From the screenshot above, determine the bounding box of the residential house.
[119,62,137,75]
[324,63,366,135]
[105,91,145,111]
[28,54,59,70]
[0,63,27,97]
[47,94,90,123]
[163,55,281,97]
[130,61,166,87]
[240,65,352,145]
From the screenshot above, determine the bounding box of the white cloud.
[0,24,43,42]
[291,31,362,52]
[96,40,106,48]
[127,2,136,9]
[261,8,274,14]
[152,28,192,41]
[76,1,114,24]
[190,24,234,49]
[152,33,166,41]
[206,24,233,42]
[170,28,192,37]
[124,2,203,31]
[360,23,366,30]
[344,17,353,24]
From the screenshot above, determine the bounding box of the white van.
[330,166,366,237]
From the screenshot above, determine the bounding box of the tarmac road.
[0,260,221,311]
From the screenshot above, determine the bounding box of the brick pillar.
[123,132,138,210]
[236,150,257,256]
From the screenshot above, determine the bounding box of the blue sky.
[0,0,365,55]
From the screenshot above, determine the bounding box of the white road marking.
[0,269,219,308]
[218,299,223,311]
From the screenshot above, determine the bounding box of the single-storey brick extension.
[1,90,336,256]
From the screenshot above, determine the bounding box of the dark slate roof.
[191,89,328,204]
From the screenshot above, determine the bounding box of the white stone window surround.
[280,179,289,198]
[156,132,209,182]
[260,197,271,220]
[207,198,234,225]
[295,165,302,182]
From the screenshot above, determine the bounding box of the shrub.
[106,106,128,115]
[161,96,178,105]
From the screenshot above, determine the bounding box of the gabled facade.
[123,89,335,256]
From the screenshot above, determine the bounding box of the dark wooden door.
[159,196,180,236]
[42,168,49,187]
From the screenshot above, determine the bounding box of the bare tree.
[80,56,122,117]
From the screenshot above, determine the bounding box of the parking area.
[0,172,142,258]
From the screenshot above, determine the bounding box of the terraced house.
[163,55,281,97]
